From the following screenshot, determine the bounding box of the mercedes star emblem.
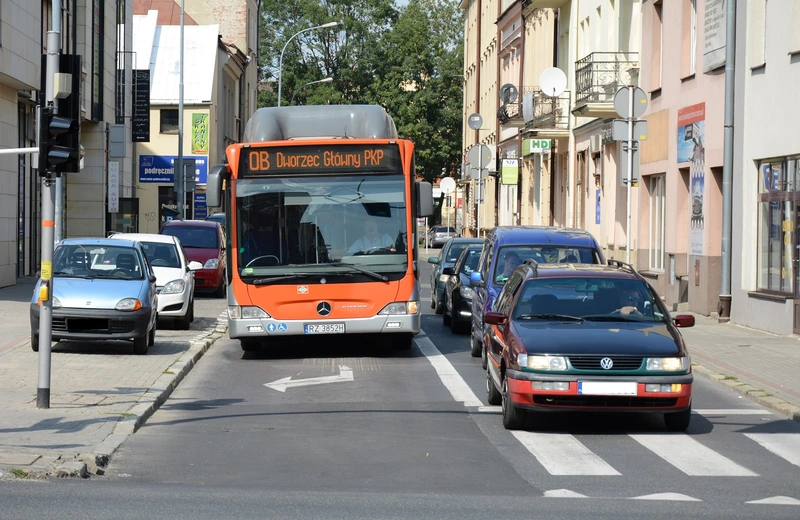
[316,301,332,316]
[600,357,614,370]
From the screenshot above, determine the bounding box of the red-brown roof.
[134,0,198,25]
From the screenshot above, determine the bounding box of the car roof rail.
[607,259,645,280]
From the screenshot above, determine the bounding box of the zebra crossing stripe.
[512,432,621,476]
[630,434,758,476]
[744,434,800,469]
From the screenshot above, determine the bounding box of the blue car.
[30,238,159,355]
[468,226,605,364]
[427,237,484,314]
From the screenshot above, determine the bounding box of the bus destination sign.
[240,144,402,177]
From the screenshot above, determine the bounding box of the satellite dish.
[540,67,567,97]
[499,83,518,104]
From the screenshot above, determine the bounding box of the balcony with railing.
[525,0,569,9]
[522,89,571,139]
[497,86,537,129]
[573,52,639,118]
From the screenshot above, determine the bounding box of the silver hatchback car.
[30,238,158,355]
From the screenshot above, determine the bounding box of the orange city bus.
[205,105,434,351]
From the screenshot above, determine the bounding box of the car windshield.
[445,243,470,263]
[493,245,602,284]
[140,241,181,268]
[511,277,668,323]
[162,226,218,249]
[53,244,145,280]
[458,248,482,275]
[235,174,408,278]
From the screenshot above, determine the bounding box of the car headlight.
[523,355,568,371]
[116,298,142,311]
[228,306,271,319]
[645,357,690,371]
[459,286,475,299]
[378,301,419,315]
[52,296,62,309]
[204,258,219,269]
[161,279,186,295]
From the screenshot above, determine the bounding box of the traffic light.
[38,106,79,175]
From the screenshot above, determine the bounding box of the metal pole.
[477,147,482,238]
[277,22,339,107]
[718,0,737,322]
[38,0,63,409]
[626,85,634,264]
[176,0,185,218]
[52,3,63,245]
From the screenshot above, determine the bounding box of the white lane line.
[746,496,800,505]
[511,431,620,476]
[630,434,758,476]
[631,493,701,502]
[415,334,483,407]
[544,489,588,498]
[744,434,800,469]
[695,409,773,416]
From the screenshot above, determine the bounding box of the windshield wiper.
[327,262,389,282]
[53,271,94,279]
[517,313,585,322]
[251,273,335,286]
[583,315,643,322]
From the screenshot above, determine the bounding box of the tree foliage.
[257,0,464,183]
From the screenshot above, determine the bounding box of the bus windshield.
[236,174,408,278]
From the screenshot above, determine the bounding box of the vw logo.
[316,301,332,316]
[600,357,614,370]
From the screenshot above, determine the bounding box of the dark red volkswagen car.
[160,219,227,298]
[484,259,695,431]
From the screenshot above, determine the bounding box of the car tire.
[392,334,414,350]
[213,272,226,298]
[664,405,692,432]
[487,369,502,405]
[176,300,193,330]
[31,333,40,352]
[501,377,526,430]
[481,342,488,370]
[148,318,157,346]
[240,338,261,352]
[442,303,452,327]
[434,298,444,315]
[470,332,482,358]
[133,334,149,355]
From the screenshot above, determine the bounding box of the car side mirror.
[674,314,695,328]
[484,311,507,325]
[187,261,203,271]
[427,257,439,265]
[442,267,455,276]
[149,274,157,283]
[469,271,483,287]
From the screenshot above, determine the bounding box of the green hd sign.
[523,138,552,156]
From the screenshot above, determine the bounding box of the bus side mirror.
[206,164,229,208]
[416,181,434,217]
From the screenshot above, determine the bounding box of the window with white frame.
[757,157,799,294]
[649,174,665,271]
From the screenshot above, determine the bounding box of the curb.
[692,363,800,423]
[3,315,228,480]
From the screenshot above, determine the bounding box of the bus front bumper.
[228,313,421,339]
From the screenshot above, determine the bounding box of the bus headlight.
[379,301,419,315]
[228,306,270,319]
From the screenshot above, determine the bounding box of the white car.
[110,233,202,329]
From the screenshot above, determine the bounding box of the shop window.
[649,174,665,272]
[160,110,179,134]
[757,157,798,294]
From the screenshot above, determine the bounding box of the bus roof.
[242,105,398,142]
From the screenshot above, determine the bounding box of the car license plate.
[578,381,637,396]
[304,323,345,334]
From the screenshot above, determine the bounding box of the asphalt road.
[2,262,799,519]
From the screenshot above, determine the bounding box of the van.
[468,226,605,362]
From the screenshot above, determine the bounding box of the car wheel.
[487,369,502,405]
[133,334,149,355]
[240,338,261,352]
[391,334,414,350]
[481,343,488,369]
[442,302,452,327]
[31,333,40,352]
[470,332,482,358]
[664,405,692,432]
[148,317,157,346]
[176,300,193,330]
[213,272,226,298]
[501,377,526,430]
[434,298,444,315]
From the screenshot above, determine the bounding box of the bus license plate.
[304,323,345,334]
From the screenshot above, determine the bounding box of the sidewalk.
[0,278,227,479]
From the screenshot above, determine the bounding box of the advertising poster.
[704,0,727,72]
[192,113,209,154]
[595,189,601,224]
[139,155,208,184]
[678,103,706,255]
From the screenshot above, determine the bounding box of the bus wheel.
[240,339,261,352]
[392,334,414,350]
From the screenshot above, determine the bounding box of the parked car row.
[429,226,697,432]
[30,219,228,355]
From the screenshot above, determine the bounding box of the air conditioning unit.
[590,134,602,154]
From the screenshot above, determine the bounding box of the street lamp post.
[290,77,333,105]
[277,22,339,107]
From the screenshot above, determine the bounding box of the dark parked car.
[428,225,458,247]
[160,219,227,297]
[206,212,227,231]
[442,244,483,334]
[470,226,605,368]
[483,259,695,431]
[427,237,483,313]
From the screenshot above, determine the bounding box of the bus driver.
[347,218,395,254]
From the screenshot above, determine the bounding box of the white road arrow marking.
[264,365,354,393]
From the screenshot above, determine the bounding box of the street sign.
[614,87,648,119]
[618,142,639,187]
[440,176,456,194]
[611,119,648,142]
[467,144,492,173]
